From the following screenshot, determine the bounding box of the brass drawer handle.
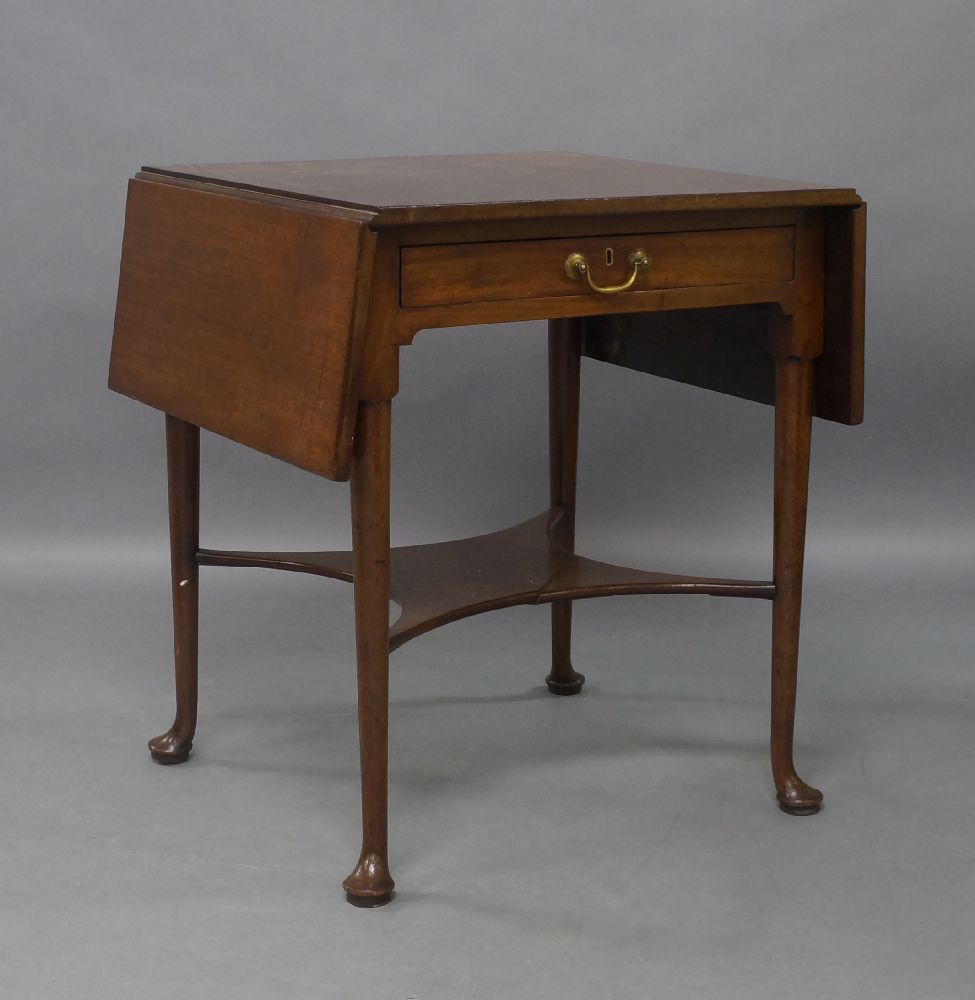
[564,249,650,295]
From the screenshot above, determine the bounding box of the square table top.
[142,150,861,226]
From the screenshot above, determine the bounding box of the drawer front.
[401,226,795,308]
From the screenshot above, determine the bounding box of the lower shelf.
[197,510,774,651]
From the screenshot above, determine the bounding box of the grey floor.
[3,546,974,999]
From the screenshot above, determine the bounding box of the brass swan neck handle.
[564,249,650,295]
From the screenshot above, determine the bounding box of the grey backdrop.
[2,3,974,998]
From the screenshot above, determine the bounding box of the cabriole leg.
[343,400,396,906]
[546,318,586,695]
[771,357,823,815]
[149,415,200,764]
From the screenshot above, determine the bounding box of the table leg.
[148,415,200,764]
[343,400,396,906]
[771,357,823,815]
[546,318,586,696]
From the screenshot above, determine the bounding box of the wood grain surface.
[141,151,860,225]
[583,205,865,425]
[109,178,376,480]
[114,152,865,905]
[401,226,794,307]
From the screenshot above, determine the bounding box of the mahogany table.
[109,152,866,906]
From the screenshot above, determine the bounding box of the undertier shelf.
[197,510,774,651]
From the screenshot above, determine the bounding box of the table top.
[113,151,865,481]
[142,151,861,226]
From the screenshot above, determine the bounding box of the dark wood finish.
[765,217,826,814]
[109,152,865,906]
[197,511,775,652]
[196,547,354,582]
[584,304,777,408]
[401,226,794,308]
[781,209,827,362]
[141,151,860,226]
[546,319,585,695]
[343,400,395,906]
[391,205,802,247]
[582,205,865,425]
[820,203,867,424]
[109,178,376,480]
[770,356,823,815]
[148,416,200,764]
[397,279,796,335]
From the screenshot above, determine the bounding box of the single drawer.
[401,226,795,308]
